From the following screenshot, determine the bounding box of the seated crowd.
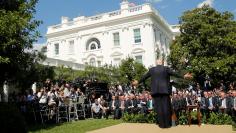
[171,82,236,120]
[4,79,236,124]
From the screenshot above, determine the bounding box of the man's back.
[140,65,176,96]
[150,65,171,95]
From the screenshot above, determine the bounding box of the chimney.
[61,16,70,24]
[120,0,130,10]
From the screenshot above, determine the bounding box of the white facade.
[46,1,179,69]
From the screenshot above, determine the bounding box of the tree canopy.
[53,58,147,87]
[0,0,44,88]
[169,5,236,84]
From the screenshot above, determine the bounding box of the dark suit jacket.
[206,96,219,108]
[139,65,180,96]
[109,100,120,109]
[219,97,233,109]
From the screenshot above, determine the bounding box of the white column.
[75,36,81,63]
[60,40,67,60]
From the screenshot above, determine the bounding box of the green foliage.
[49,57,148,88]
[52,57,148,86]
[83,65,120,84]
[54,65,76,81]
[122,112,156,123]
[202,114,207,124]
[29,119,122,133]
[147,111,157,123]
[123,111,232,126]
[53,65,122,83]
[132,114,149,123]
[178,112,188,125]
[122,113,135,122]
[169,5,236,83]
[0,0,42,87]
[119,58,136,83]
[190,110,198,121]
[16,63,55,89]
[119,57,147,84]
[0,103,28,133]
[208,112,232,125]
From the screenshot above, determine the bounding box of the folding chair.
[68,98,78,121]
[77,96,86,118]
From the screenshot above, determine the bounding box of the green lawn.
[29,119,122,133]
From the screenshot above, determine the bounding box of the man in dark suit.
[207,91,219,113]
[134,59,192,128]
[111,95,121,119]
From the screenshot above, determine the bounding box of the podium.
[186,105,201,126]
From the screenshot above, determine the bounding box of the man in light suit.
[133,59,192,128]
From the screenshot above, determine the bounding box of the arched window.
[86,38,101,51]
[90,43,96,50]
[97,43,101,49]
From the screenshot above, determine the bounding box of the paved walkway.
[87,123,234,133]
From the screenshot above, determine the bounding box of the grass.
[29,119,122,133]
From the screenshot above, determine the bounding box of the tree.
[169,5,236,84]
[119,57,147,84]
[80,65,120,84]
[54,65,75,81]
[0,0,42,86]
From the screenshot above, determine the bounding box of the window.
[133,28,141,43]
[97,43,101,49]
[97,61,101,67]
[155,29,160,43]
[90,43,96,50]
[86,38,101,50]
[54,43,59,55]
[90,58,96,66]
[113,32,120,46]
[69,40,74,54]
[154,29,157,42]
[135,55,143,64]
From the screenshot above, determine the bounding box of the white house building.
[45,0,180,70]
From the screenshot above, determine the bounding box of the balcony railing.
[108,11,121,17]
[47,3,172,33]
[128,5,143,12]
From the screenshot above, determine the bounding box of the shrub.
[190,111,198,121]
[178,112,188,125]
[201,114,207,124]
[147,111,157,123]
[123,111,232,126]
[133,114,149,123]
[123,112,157,123]
[123,113,135,122]
[208,112,232,125]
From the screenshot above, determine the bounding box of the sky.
[35,0,236,44]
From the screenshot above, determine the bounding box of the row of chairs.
[40,96,86,124]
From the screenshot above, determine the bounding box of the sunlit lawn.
[29,119,122,133]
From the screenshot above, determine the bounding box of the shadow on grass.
[28,122,62,132]
[28,118,123,133]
